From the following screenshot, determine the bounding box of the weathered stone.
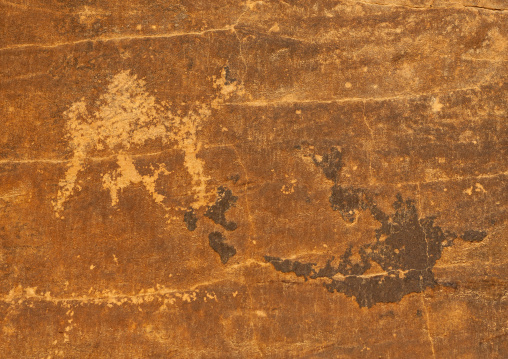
[0,0,507,357]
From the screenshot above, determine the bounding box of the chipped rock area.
[0,0,507,358]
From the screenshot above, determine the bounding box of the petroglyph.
[53,68,243,217]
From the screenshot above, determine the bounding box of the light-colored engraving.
[53,69,244,217]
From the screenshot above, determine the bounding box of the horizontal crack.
[355,0,508,12]
[0,27,233,53]
[220,84,486,107]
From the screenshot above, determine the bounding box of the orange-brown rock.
[1,1,507,357]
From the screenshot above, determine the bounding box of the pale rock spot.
[77,6,109,28]
[256,310,267,317]
[475,183,486,193]
[268,23,280,33]
[432,97,444,112]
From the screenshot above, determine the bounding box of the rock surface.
[0,0,507,357]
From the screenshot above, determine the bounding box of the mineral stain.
[183,186,240,264]
[209,232,237,264]
[264,147,488,307]
[329,186,370,223]
[312,147,371,223]
[265,193,486,307]
[312,146,343,183]
[461,230,487,242]
[204,186,238,231]
[183,208,198,231]
[223,65,236,85]
[263,256,316,281]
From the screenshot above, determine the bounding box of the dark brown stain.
[461,230,488,242]
[204,186,238,231]
[183,207,197,231]
[265,147,488,308]
[209,232,236,264]
[182,186,239,264]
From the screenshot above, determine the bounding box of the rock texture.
[1,0,507,358]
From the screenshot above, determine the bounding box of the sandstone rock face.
[1,1,507,358]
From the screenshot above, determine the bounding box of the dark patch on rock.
[264,256,316,281]
[380,310,395,319]
[324,269,436,308]
[223,66,236,85]
[228,174,240,183]
[307,147,370,222]
[335,245,372,275]
[329,186,370,223]
[205,186,238,231]
[265,193,487,308]
[183,208,198,231]
[367,195,448,272]
[209,232,236,264]
[461,230,487,242]
[273,146,489,307]
[438,281,459,289]
[416,309,423,317]
[311,257,339,279]
[312,147,343,183]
